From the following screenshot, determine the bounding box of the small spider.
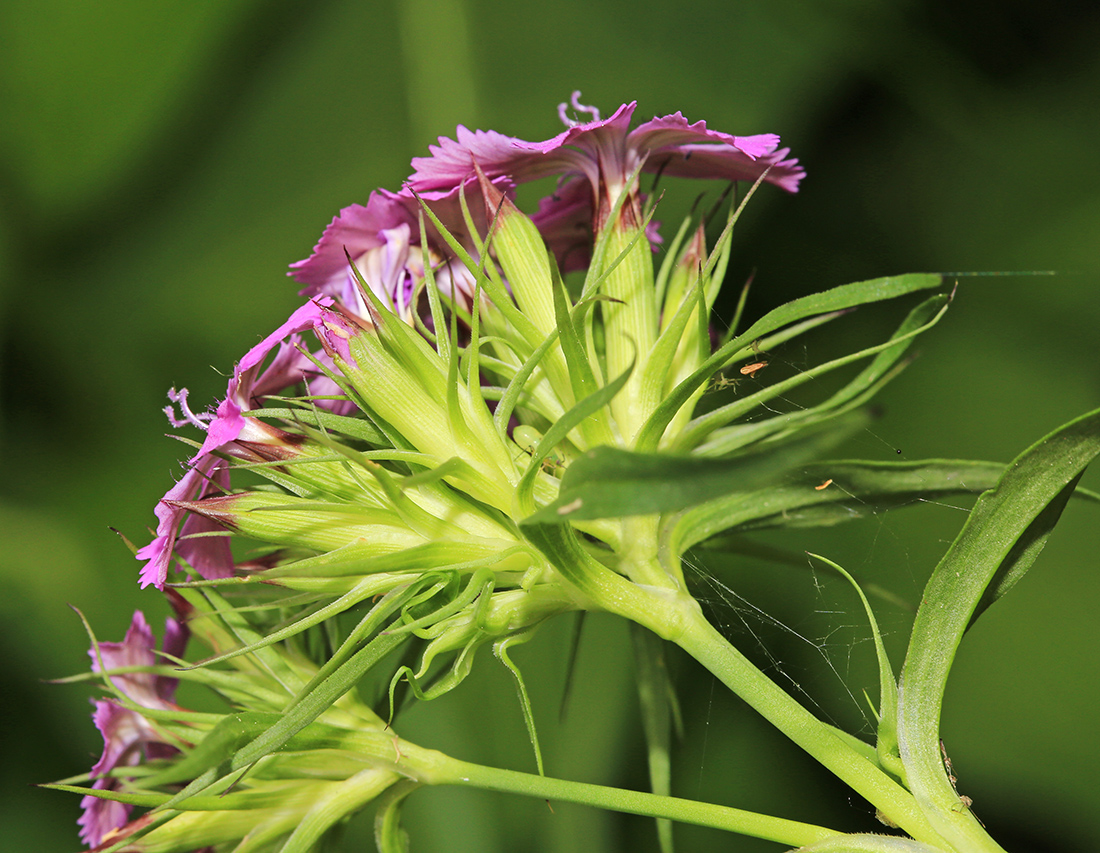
[707,372,740,392]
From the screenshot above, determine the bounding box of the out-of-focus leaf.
[631,623,679,853]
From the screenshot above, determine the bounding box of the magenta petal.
[629,113,780,159]
[246,338,317,403]
[81,698,174,846]
[90,611,155,676]
[89,610,187,707]
[289,191,413,293]
[409,126,543,191]
[194,298,334,459]
[238,298,333,374]
[156,617,189,702]
[88,700,140,777]
[313,303,359,365]
[78,776,131,848]
[530,179,595,273]
[137,457,219,588]
[408,99,804,201]
[175,461,233,582]
[650,143,805,192]
[194,394,245,459]
[80,613,189,846]
[627,113,804,192]
[409,103,640,193]
[136,455,228,588]
[527,101,637,185]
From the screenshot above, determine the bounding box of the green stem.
[397,739,838,848]
[670,603,954,850]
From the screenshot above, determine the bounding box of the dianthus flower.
[136,298,345,588]
[79,612,188,848]
[409,90,804,233]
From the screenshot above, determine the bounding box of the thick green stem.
[671,605,953,849]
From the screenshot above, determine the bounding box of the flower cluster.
[74,93,949,853]
[58,81,1063,853]
[136,91,803,586]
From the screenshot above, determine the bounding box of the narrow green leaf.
[635,273,945,452]
[653,215,694,311]
[806,554,904,784]
[494,630,545,776]
[515,358,635,517]
[524,413,868,525]
[551,257,598,404]
[897,407,1100,852]
[414,189,543,347]
[670,459,1007,555]
[680,293,949,454]
[244,406,388,445]
[492,325,563,435]
[142,711,281,789]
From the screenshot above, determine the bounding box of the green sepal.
[175,490,427,554]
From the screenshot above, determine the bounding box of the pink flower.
[409,92,804,232]
[79,612,188,848]
[289,182,511,325]
[138,298,350,588]
[135,454,231,589]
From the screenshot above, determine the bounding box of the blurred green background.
[2,0,1098,850]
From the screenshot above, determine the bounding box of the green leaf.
[897,407,1100,852]
[523,413,869,525]
[244,406,389,445]
[670,459,1007,555]
[680,292,949,455]
[374,780,419,853]
[635,272,945,452]
[806,554,904,785]
[494,630,545,776]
